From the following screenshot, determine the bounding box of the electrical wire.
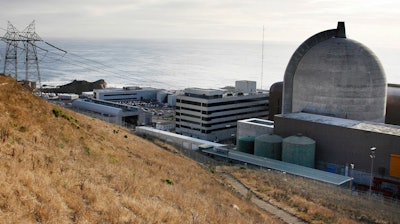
[0,25,173,88]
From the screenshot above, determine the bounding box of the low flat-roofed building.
[155,121,175,131]
[176,85,269,142]
[274,112,400,184]
[72,99,152,126]
[93,86,158,102]
[236,118,274,142]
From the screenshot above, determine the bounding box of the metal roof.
[136,126,225,148]
[278,112,400,137]
[203,148,353,185]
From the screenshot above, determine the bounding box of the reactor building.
[238,22,400,192]
[282,22,387,122]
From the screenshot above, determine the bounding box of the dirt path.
[217,168,306,224]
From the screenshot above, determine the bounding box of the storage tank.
[268,82,283,121]
[282,134,316,168]
[254,134,282,160]
[237,136,255,154]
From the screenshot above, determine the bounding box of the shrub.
[19,126,28,132]
[52,108,62,117]
[52,108,79,128]
[161,178,174,185]
[83,146,92,155]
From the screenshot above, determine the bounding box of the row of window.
[177,103,268,116]
[103,93,138,97]
[178,108,268,123]
[177,124,237,134]
[177,97,267,108]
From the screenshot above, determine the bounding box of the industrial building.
[282,22,386,122]
[236,118,274,142]
[238,22,400,194]
[175,80,269,142]
[93,86,159,102]
[72,98,152,126]
[273,113,400,182]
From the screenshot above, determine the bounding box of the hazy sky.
[1,0,400,49]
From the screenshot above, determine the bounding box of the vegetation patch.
[52,108,79,128]
[108,156,119,164]
[18,126,28,132]
[161,178,174,185]
[83,146,93,155]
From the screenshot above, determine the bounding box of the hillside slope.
[0,76,275,223]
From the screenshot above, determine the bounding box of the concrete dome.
[283,22,387,122]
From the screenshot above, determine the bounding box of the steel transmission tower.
[2,21,20,79]
[2,20,42,88]
[21,21,42,87]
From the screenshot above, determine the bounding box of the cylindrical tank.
[237,136,255,154]
[268,82,283,121]
[254,134,282,160]
[386,84,400,125]
[282,134,316,168]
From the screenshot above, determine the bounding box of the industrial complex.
[12,21,399,198]
[136,22,400,197]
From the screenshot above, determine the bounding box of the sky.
[1,0,400,49]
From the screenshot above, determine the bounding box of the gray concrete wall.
[274,115,400,181]
[236,120,274,142]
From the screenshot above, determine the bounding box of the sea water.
[1,38,399,90]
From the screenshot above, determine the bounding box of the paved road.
[217,168,306,224]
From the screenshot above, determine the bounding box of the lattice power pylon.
[2,20,43,88]
[2,21,20,79]
[21,21,42,87]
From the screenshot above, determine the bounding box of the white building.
[236,118,274,142]
[175,82,269,142]
[93,86,158,102]
[155,121,175,131]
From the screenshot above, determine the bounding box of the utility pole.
[369,147,376,196]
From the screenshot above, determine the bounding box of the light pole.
[350,163,354,191]
[369,147,376,195]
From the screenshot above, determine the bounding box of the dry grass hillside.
[0,75,276,223]
[226,166,400,223]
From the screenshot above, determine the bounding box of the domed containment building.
[282,22,387,122]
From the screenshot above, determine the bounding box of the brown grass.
[0,76,276,223]
[226,166,400,224]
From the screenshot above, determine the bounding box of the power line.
[0,24,173,89]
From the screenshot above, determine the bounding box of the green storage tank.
[282,134,316,168]
[254,134,282,160]
[237,136,255,154]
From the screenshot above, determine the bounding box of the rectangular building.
[236,118,274,142]
[93,86,158,102]
[274,112,400,183]
[175,87,269,142]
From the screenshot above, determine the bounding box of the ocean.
[1,38,399,90]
